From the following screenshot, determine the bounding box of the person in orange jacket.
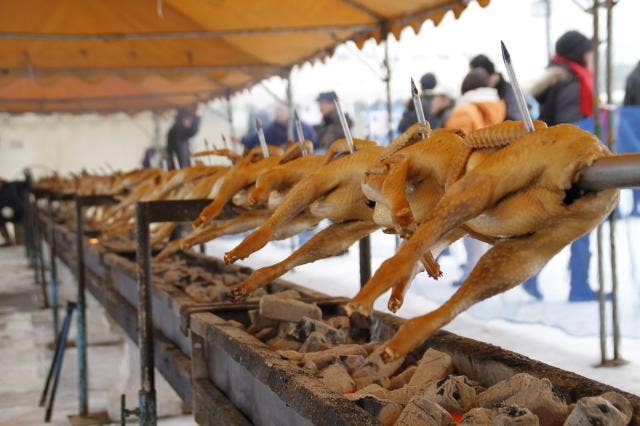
[445,67,506,135]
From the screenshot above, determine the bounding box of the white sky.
[211,0,639,131]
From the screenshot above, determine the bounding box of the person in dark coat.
[166,108,201,169]
[241,104,317,151]
[624,61,640,106]
[469,54,522,121]
[0,179,25,246]
[397,73,438,132]
[528,30,594,126]
[528,30,598,302]
[623,61,640,215]
[314,91,353,152]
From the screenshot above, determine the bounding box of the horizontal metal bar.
[2,64,285,77]
[0,90,218,104]
[137,199,215,223]
[577,153,640,191]
[0,23,374,41]
[75,194,118,207]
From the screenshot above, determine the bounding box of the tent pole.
[605,0,623,364]
[286,67,294,141]
[592,0,608,368]
[225,91,236,150]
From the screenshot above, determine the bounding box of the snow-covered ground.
[205,190,640,395]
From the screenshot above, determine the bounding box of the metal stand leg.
[35,198,51,308]
[359,236,371,287]
[48,197,60,337]
[40,302,77,422]
[74,198,89,417]
[136,204,157,426]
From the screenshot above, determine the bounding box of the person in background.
[623,61,640,215]
[429,86,455,129]
[445,67,506,134]
[528,30,598,301]
[241,104,317,151]
[314,91,353,152]
[469,54,521,120]
[166,107,201,169]
[529,30,594,126]
[624,61,640,106]
[397,72,438,132]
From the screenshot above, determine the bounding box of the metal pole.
[47,195,60,337]
[605,0,622,363]
[33,195,50,307]
[225,91,236,141]
[135,204,157,426]
[383,30,393,144]
[592,0,607,367]
[359,236,372,287]
[74,197,88,416]
[286,68,295,141]
[544,0,552,60]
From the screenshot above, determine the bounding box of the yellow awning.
[0,0,490,113]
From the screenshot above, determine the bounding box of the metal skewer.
[293,110,308,156]
[501,41,535,132]
[411,78,427,127]
[333,96,354,154]
[255,117,269,158]
[203,138,212,165]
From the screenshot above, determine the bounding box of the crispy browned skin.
[193,146,284,227]
[347,124,618,362]
[224,139,382,265]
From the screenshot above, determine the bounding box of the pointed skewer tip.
[500,40,510,62]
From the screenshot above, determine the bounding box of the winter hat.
[419,72,437,91]
[469,54,495,75]
[555,30,592,65]
[316,91,338,103]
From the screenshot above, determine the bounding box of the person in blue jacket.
[242,104,317,151]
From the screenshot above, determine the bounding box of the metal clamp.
[120,394,140,425]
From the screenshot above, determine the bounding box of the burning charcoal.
[395,393,456,426]
[319,363,356,394]
[345,384,390,401]
[276,350,303,362]
[492,404,540,425]
[226,319,244,329]
[207,284,229,301]
[221,273,240,286]
[326,315,350,331]
[563,393,631,426]
[302,359,318,375]
[266,336,301,351]
[477,373,568,426]
[407,348,454,388]
[299,331,331,353]
[247,309,279,332]
[303,345,369,370]
[339,354,367,373]
[353,395,402,425]
[352,346,404,390]
[423,375,479,414]
[184,283,213,302]
[292,316,346,344]
[460,407,494,425]
[259,295,322,322]
[272,289,302,299]
[389,366,417,390]
[388,385,421,405]
[254,327,278,342]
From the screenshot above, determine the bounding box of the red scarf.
[552,55,594,117]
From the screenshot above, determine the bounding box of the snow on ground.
[206,197,640,395]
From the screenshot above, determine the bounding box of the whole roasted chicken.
[347,122,618,362]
